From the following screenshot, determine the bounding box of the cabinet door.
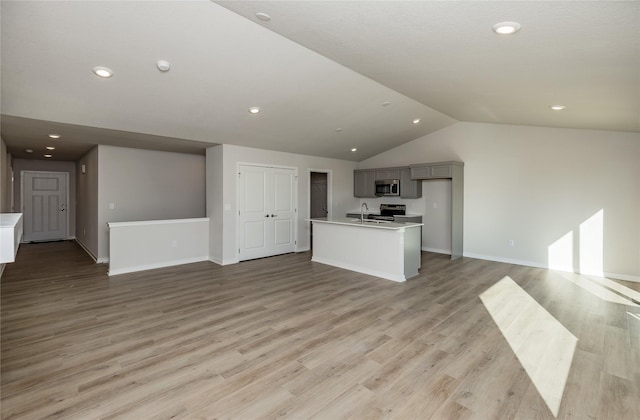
[353,170,376,198]
[431,165,452,178]
[375,169,401,180]
[410,165,431,179]
[400,168,422,198]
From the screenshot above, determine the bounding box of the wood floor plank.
[1,241,639,419]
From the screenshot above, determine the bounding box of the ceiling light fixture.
[93,66,113,78]
[351,148,357,152]
[44,154,53,158]
[46,146,56,150]
[25,149,33,153]
[550,105,567,111]
[156,60,171,72]
[492,21,522,35]
[335,128,343,132]
[382,101,391,107]
[412,118,421,124]
[249,106,261,114]
[256,12,271,21]
[48,134,61,139]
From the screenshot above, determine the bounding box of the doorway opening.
[309,171,330,250]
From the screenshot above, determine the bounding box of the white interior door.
[238,165,296,261]
[23,171,68,242]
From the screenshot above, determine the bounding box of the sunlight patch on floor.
[556,272,640,307]
[480,276,577,417]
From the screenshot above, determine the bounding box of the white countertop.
[309,217,423,230]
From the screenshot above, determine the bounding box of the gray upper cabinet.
[400,168,422,198]
[375,169,401,180]
[410,165,431,180]
[353,170,377,198]
[410,161,460,180]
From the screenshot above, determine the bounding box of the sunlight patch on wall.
[480,276,577,417]
[579,209,603,276]
[548,231,574,272]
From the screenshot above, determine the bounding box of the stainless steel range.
[367,204,406,221]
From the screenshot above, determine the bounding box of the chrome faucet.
[360,202,369,223]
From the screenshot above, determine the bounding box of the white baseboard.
[423,247,451,255]
[108,256,209,276]
[209,257,239,266]
[463,252,640,283]
[75,238,98,262]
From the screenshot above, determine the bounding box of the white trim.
[463,252,640,283]
[209,257,239,266]
[423,247,451,255]
[108,217,209,228]
[75,238,98,262]
[108,256,209,276]
[97,257,109,264]
[311,256,407,282]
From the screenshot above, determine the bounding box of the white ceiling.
[1,1,638,162]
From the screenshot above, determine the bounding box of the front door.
[22,171,68,242]
[238,165,296,261]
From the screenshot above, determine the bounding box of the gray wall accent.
[0,137,12,213]
[76,147,99,259]
[97,145,206,261]
[12,158,77,238]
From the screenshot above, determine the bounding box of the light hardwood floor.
[1,241,638,419]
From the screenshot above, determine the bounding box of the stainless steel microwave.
[375,179,400,196]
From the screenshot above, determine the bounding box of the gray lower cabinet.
[353,170,377,198]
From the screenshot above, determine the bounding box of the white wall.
[207,144,359,265]
[97,145,206,262]
[12,158,77,238]
[360,122,640,281]
[76,147,99,259]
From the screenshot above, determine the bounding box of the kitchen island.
[309,218,423,282]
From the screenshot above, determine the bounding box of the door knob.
[60,204,66,212]
[265,214,270,218]
[271,214,277,217]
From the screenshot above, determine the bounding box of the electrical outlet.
[509,239,515,247]
[172,240,177,248]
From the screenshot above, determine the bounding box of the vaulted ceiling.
[2,1,638,162]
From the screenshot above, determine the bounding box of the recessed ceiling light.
[492,21,522,35]
[46,146,56,150]
[412,118,421,124]
[351,148,357,152]
[93,66,113,78]
[48,134,61,139]
[256,12,271,21]
[25,149,33,153]
[156,60,171,72]
[44,154,53,158]
[249,106,261,114]
[335,128,343,132]
[550,105,567,111]
[382,101,391,107]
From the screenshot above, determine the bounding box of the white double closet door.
[238,165,296,261]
